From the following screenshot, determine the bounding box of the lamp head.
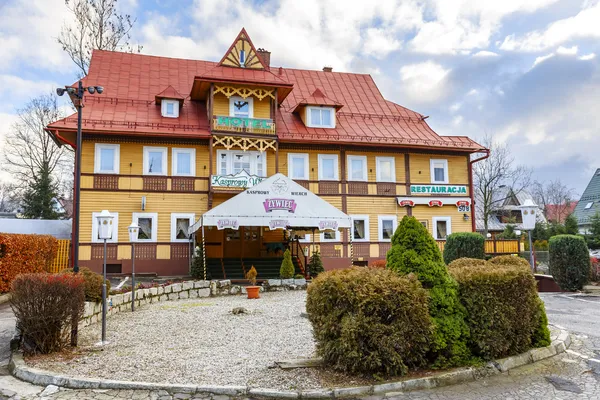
[96,86,104,94]
[56,88,66,96]
[87,86,96,94]
[128,222,140,243]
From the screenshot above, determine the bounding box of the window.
[320,230,340,242]
[585,202,594,209]
[378,215,397,242]
[132,213,158,242]
[229,96,253,118]
[430,159,449,184]
[171,213,195,242]
[288,153,309,180]
[351,215,370,242]
[91,212,119,243]
[172,148,196,176]
[161,100,179,118]
[376,157,395,182]
[94,144,120,174]
[293,232,311,243]
[318,154,338,180]
[239,49,246,66]
[143,147,167,176]
[347,155,367,181]
[217,150,266,177]
[419,220,428,230]
[432,217,451,240]
[306,106,335,128]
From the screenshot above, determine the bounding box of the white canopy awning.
[190,173,351,233]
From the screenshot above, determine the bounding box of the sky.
[0,0,599,196]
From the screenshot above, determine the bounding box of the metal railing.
[211,115,276,135]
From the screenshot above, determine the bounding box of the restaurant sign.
[215,116,274,130]
[410,185,468,195]
[211,171,265,188]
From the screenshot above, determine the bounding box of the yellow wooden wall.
[409,153,469,185]
[412,205,471,236]
[213,93,271,119]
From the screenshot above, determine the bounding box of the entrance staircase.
[206,258,303,281]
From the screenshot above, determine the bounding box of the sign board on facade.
[410,185,468,195]
[214,116,274,130]
[217,219,239,230]
[396,197,471,211]
[211,170,265,188]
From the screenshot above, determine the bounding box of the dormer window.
[161,99,179,118]
[306,106,335,128]
[229,96,253,118]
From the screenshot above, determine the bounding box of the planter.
[246,286,261,299]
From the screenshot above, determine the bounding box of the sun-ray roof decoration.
[218,28,266,70]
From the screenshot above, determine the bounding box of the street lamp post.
[56,82,104,273]
[519,199,538,272]
[128,223,139,312]
[96,210,114,344]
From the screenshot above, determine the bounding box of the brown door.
[243,227,261,257]
[223,228,242,258]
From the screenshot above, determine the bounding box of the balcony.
[212,115,276,135]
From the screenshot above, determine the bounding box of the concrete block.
[194,280,210,289]
[157,286,164,295]
[179,291,189,299]
[332,386,373,398]
[248,388,298,398]
[167,293,178,301]
[434,369,475,387]
[182,281,194,290]
[164,285,172,294]
[299,389,334,398]
[294,278,307,286]
[189,289,199,298]
[149,287,158,296]
[495,352,532,372]
[217,280,231,288]
[198,288,210,298]
[372,381,405,394]
[281,279,294,286]
[267,279,281,287]
[530,345,557,362]
[171,283,182,293]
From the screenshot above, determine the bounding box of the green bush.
[190,246,210,280]
[308,250,324,277]
[443,232,485,265]
[280,249,295,279]
[306,267,433,376]
[386,216,471,368]
[61,267,110,303]
[549,235,591,291]
[447,258,488,269]
[450,257,549,359]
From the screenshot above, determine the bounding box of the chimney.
[322,66,333,72]
[257,48,271,70]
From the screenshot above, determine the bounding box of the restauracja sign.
[211,171,264,188]
[410,185,468,194]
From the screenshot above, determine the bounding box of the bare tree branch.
[531,179,575,223]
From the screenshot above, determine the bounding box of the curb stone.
[9,327,571,399]
[0,293,10,305]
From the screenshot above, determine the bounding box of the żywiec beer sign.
[263,199,297,213]
[214,116,274,130]
[211,171,264,188]
[410,185,468,194]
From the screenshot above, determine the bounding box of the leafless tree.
[57,0,142,77]
[472,135,532,234]
[531,179,575,223]
[2,94,73,195]
[0,182,18,212]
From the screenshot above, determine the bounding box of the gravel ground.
[28,291,323,390]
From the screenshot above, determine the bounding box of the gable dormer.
[156,86,185,118]
[218,28,267,70]
[293,88,344,129]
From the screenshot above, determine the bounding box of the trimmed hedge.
[443,233,485,265]
[449,256,550,359]
[447,258,488,269]
[549,235,591,291]
[306,267,433,376]
[0,234,58,293]
[387,216,471,368]
[61,267,111,303]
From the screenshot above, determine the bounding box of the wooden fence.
[436,239,519,255]
[48,239,70,273]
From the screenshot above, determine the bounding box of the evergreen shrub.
[308,250,324,277]
[60,267,110,303]
[386,216,471,368]
[306,267,433,376]
[280,249,295,279]
[549,235,591,291]
[443,232,485,265]
[190,246,210,280]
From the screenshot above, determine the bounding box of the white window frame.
[94,143,120,174]
[585,202,594,209]
[143,146,168,176]
[288,153,310,180]
[347,155,368,182]
[295,232,311,243]
[320,230,340,242]
[430,159,449,184]
[305,106,335,128]
[377,215,398,242]
[318,154,339,181]
[170,213,195,242]
[216,150,267,177]
[229,95,254,118]
[132,212,159,243]
[91,212,119,243]
[172,148,196,177]
[350,214,370,242]
[432,216,452,240]
[376,156,396,182]
[161,99,179,118]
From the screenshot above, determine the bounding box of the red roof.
[292,88,344,112]
[48,48,484,151]
[155,85,185,104]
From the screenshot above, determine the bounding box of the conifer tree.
[280,249,295,279]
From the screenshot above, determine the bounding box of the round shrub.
[489,255,531,269]
[450,257,550,359]
[306,267,433,376]
[386,216,470,368]
[448,258,488,269]
[443,232,485,265]
[549,235,591,291]
[61,267,111,303]
[280,249,295,279]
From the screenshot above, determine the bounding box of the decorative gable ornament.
[218,28,266,70]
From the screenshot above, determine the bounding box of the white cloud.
[556,45,578,55]
[363,28,402,59]
[473,50,500,57]
[580,53,596,60]
[500,3,600,52]
[450,102,462,112]
[0,75,61,113]
[399,61,450,103]
[467,88,479,96]
[452,115,464,126]
[532,53,555,67]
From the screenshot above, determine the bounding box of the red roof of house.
[292,88,344,113]
[48,48,484,152]
[155,85,185,104]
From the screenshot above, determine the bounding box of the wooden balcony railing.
[212,115,276,135]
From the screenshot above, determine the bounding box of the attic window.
[306,106,335,128]
[229,96,253,118]
[161,99,179,118]
[239,50,246,66]
[585,202,594,209]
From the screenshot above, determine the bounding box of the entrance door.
[243,227,261,257]
[223,228,242,258]
[221,227,261,258]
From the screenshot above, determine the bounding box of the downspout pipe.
[468,148,490,232]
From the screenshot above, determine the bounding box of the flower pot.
[246,286,260,299]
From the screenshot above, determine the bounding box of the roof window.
[585,202,594,209]
[306,106,335,128]
[161,99,179,118]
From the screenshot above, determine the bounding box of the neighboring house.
[545,203,576,224]
[476,186,547,235]
[46,28,485,277]
[573,168,600,234]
